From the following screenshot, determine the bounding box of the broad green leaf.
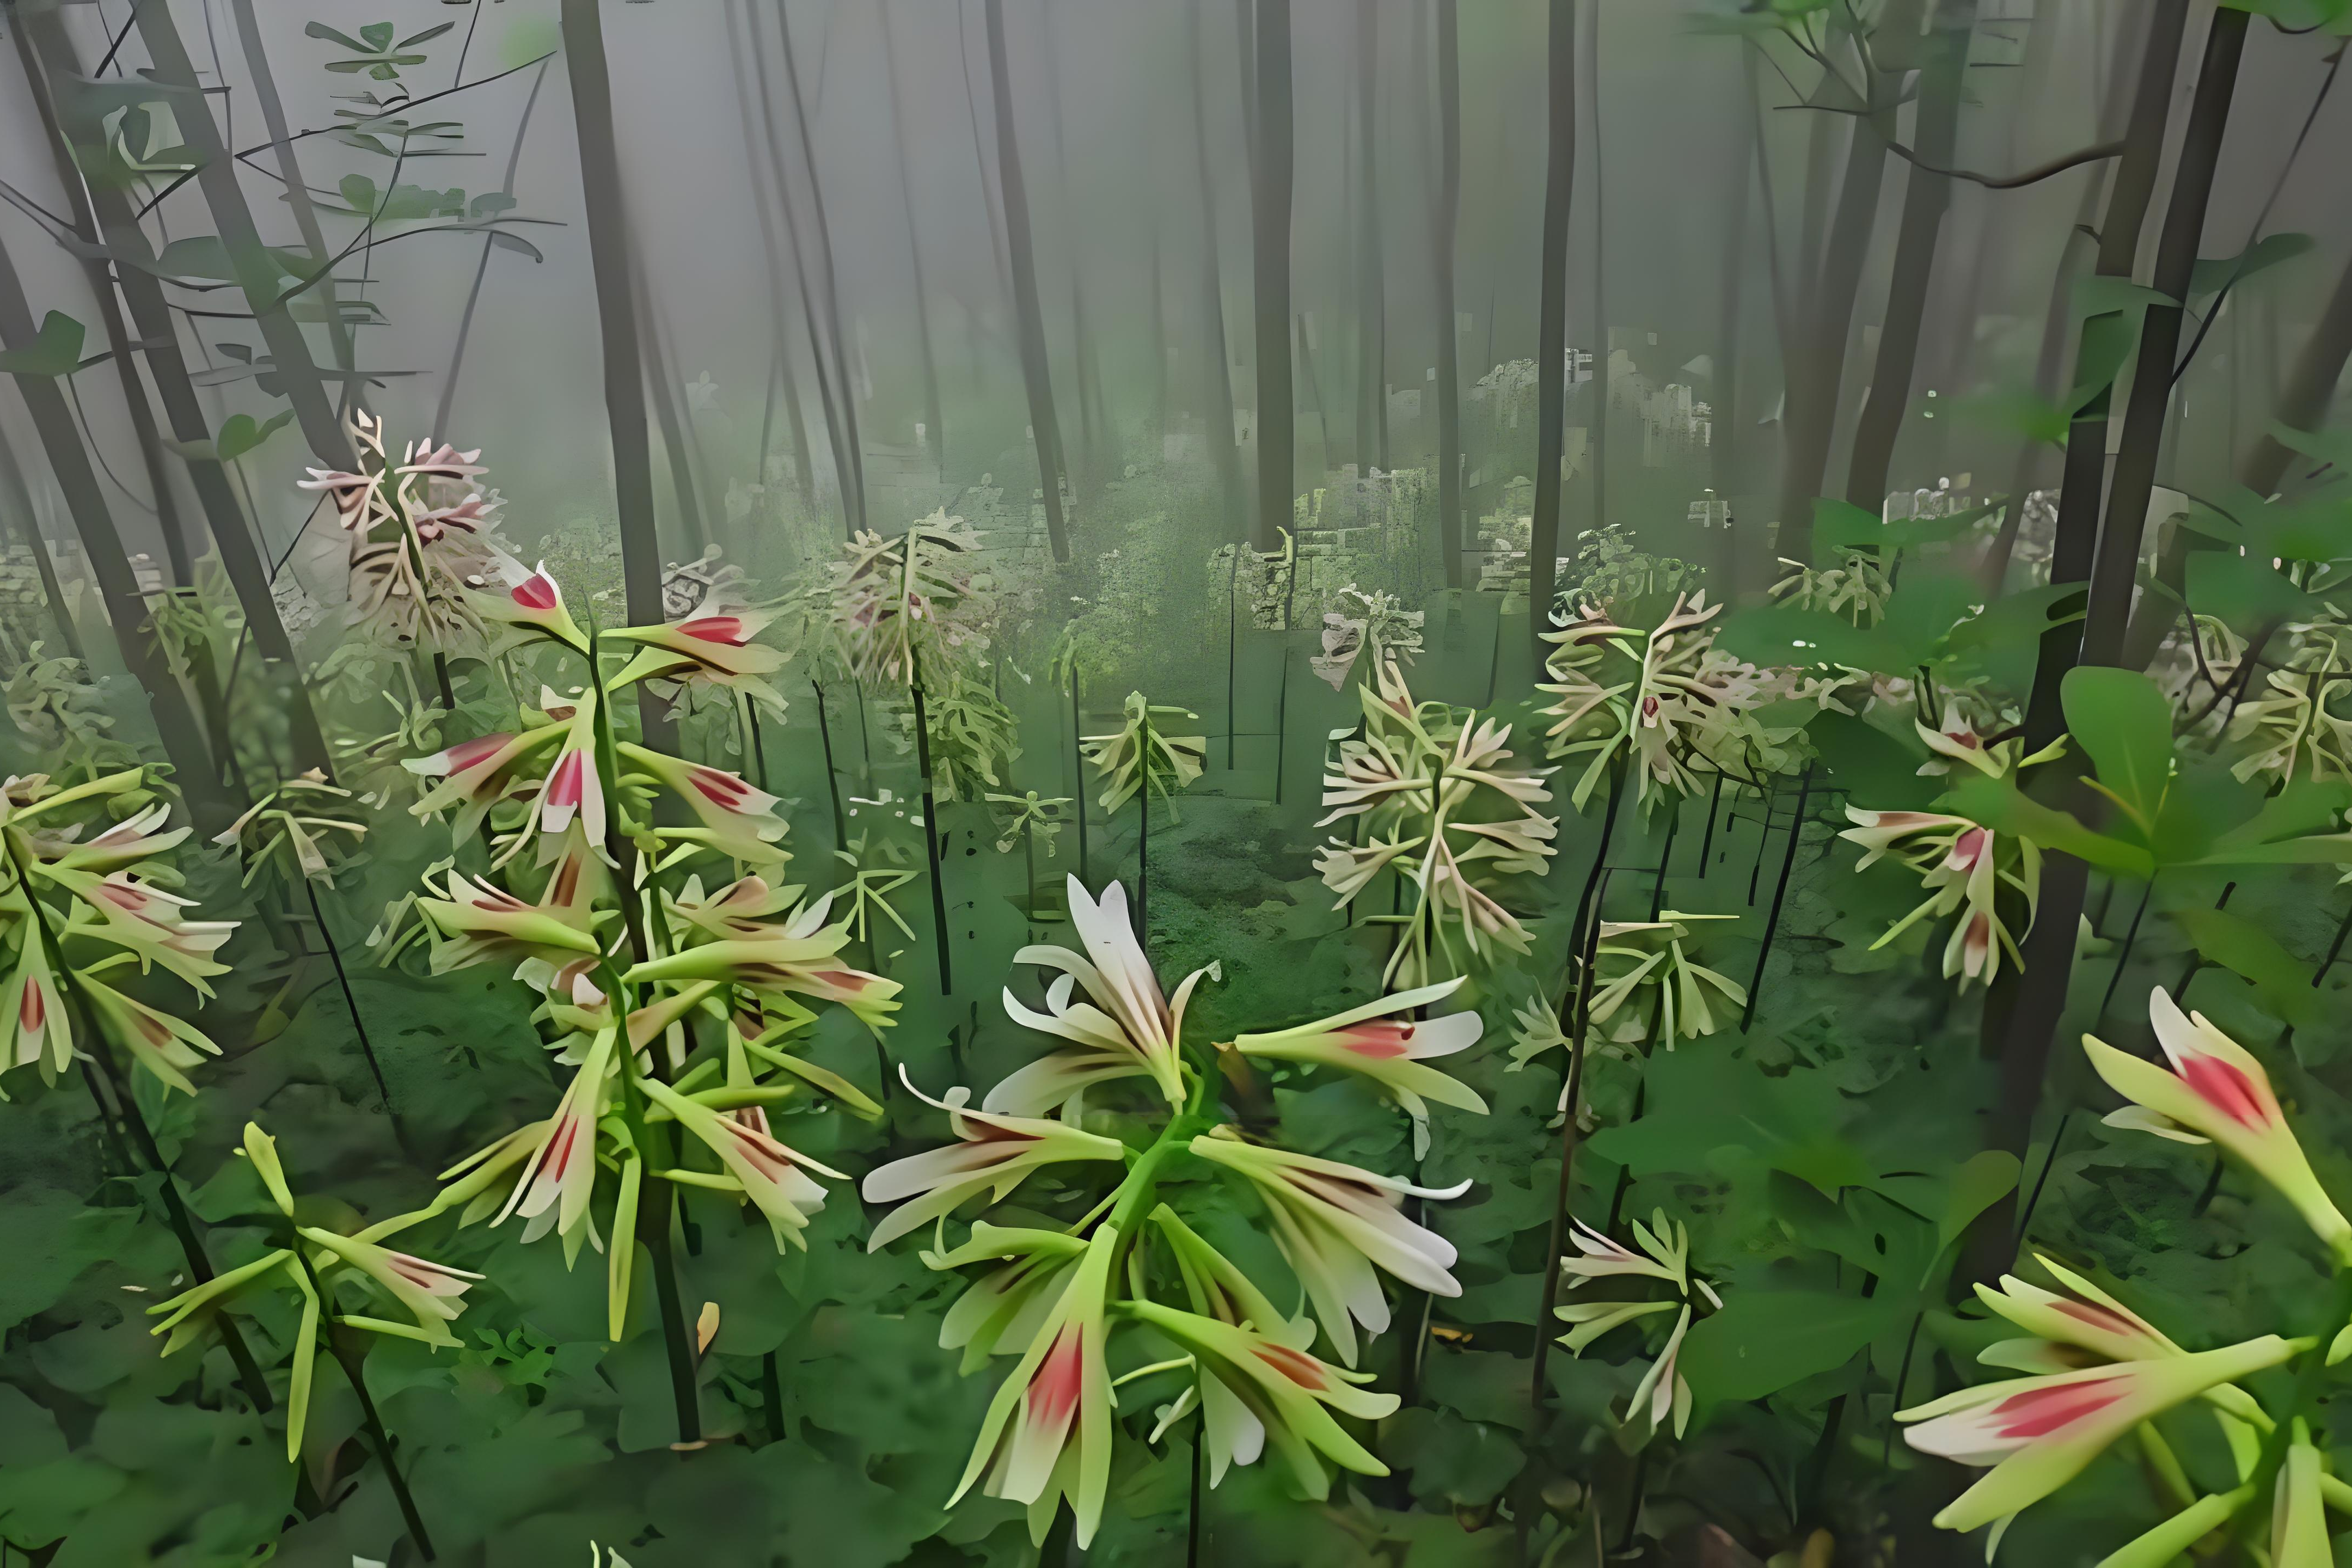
[2189,232,2315,298]
[1678,1290,1908,1405]
[1940,774,2154,878]
[1810,710,1937,812]
[2072,277,2177,317]
[2184,548,2313,625]
[2177,906,2319,1029]
[2061,667,2174,832]
[1933,1152,2020,1258]
[1811,497,1889,558]
[1952,384,2069,445]
[0,312,87,378]
[164,409,293,464]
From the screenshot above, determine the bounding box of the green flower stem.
[0,824,277,1416]
[2240,1267,2352,1535]
[286,1245,436,1560]
[586,629,704,1447]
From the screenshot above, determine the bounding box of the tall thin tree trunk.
[1585,0,1606,526]
[439,59,550,436]
[2080,8,2245,668]
[1187,0,1247,535]
[1983,16,2139,591]
[1528,0,1578,654]
[1236,0,1260,180]
[1040,8,1107,491]
[560,0,679,753]
[1845,0,1977,510]
[1713,89,1751,591]
[880,0,946,472]
[1961,0,2194,1289]
[0,235,222,824]
[26,13,330,778]
[1357,0,1387,474]
[226,0,361,413]
[1251,0,1296,554]
[2127,245,2352,666]
[1149,226,1168,446]
[984,0,1073,561]
[727,0,818,512]
[1776,112,1889,556]
[775,8,867,534]
[634,265,708,553]
[743,0,854,534]
[1434,0,1463,587]
[130,0,345,468]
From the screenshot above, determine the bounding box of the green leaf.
[2072,277,2177,318]
[2065,310,2139,412]
[2189,232,2315,298]
[1809,710,1937,811]
[1678,1290,1908,1405]
[1952,384,2069,445]
[164,409,293,463]
[359,21,396,50]
[302,21,372,52]
[398,21,458,48]
[1940,774,2154,878]
[1934,1152,2020,1258]
[2184,548,2312,625]
[2194,780,2352,867]
[2177,906,2319,1029]
[2061,667,2175,832]
[1811,497,1888,558]
[0,312,87,378]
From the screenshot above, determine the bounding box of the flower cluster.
[0,770,233,1093]
[1554,1212,1723,1444]
[1310,584,1425,692]
[1841,720,2054,989]
[1080,692,1206,818]
[1899,989,2350,1555]
[1315,663,1557,988]
[862,876,1481,1546]
[297,409,504,651]
[1540,590,1783,811]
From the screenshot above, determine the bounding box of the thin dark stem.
[1742,764,1814,1030]
[1187,1422,1204,1568]
[1137,707,1152,933]
[2012,1111,2071,1246]
[811,681,847,852]
[2094,879,2154,1024]
[301,878,405,1144]
[295,1254,435,1560]
[912,684,954,996]
[1069,667,1089,883]
[1696,770,1725,875]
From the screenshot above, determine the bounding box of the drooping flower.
[1124,1298,1399,1499]
[950,1224,1120,1547]
[923,1224,1094,1373]
[618,742,789,868]
[1975,1255,2183,1373]
[993,877,1202,1111]
[481,555,587,651]
[405,725,566,845]
[624,889,901,1031]
[2084,988,2352,1258]
[1841,806,2039,989]
[1899,1336,2302,1534]
[606,596,789,709]
[1227,976,1486,1117]
[297,1227,483,1347]
[1582,913,1748,1049]
[637,1074,846,1250]
[493,1027,620,1252]
[861,1074,1128,1251]
[1188,1129,1467,1366]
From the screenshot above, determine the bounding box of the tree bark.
[731,0,830,517]
[2124,246,2352,666]
[984,0,1073,561]
[1356,0,1388,474]
[2079,8,2246,670]
[560,0,678,752]
[774,8,867,534]
[1713,82,1751,592]
[634,265,708,553]
[1585,0,1606,527]
[1435,0,1463,587]
[1186,0,1247,536]
[1775,85,1891,559]
[0,424,84,662]
[1039,5,1111,491]
[1251,0,1296,555]
[226,0,362,413]
[1959,0,2196,1289]
[1528,0,1578,652]
[130,0,346,469]
[1845,0,1977,511]
[1981,14,2140,592]
[24,9,331,777]
[0,234,223,825]
[880,0,946,471]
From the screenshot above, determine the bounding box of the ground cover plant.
[7,1,2352,1565]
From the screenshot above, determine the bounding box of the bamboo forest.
[15,0,2352,1564]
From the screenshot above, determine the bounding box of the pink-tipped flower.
[1229,976,1486,1118]
[1187,1130,1467,1366]
[481,555,586,650]
[77,973,219,1092]
[923,1224,1093,1373]
[619,743,789,867]
[50,801,189,873]
[638,1074,846,1250]
[1125,1298,1399,1499]
[0,937,66,1079]
[2085,988,2352,1257]
[606,596,788,707]
[299,1227,483,1347]
[999,877,1199,1108]
[1840,806,2037,989]
[1975,1255,2184,1373]
[296,463,384,530]
[496,1028,618,1246]
[1899,1336,2301,1534]
[624,896,902,1032]
[415,865,603,973]
[860,1074,1127,1251]
[951,1227,1119,1548]
[53,869,235,991]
